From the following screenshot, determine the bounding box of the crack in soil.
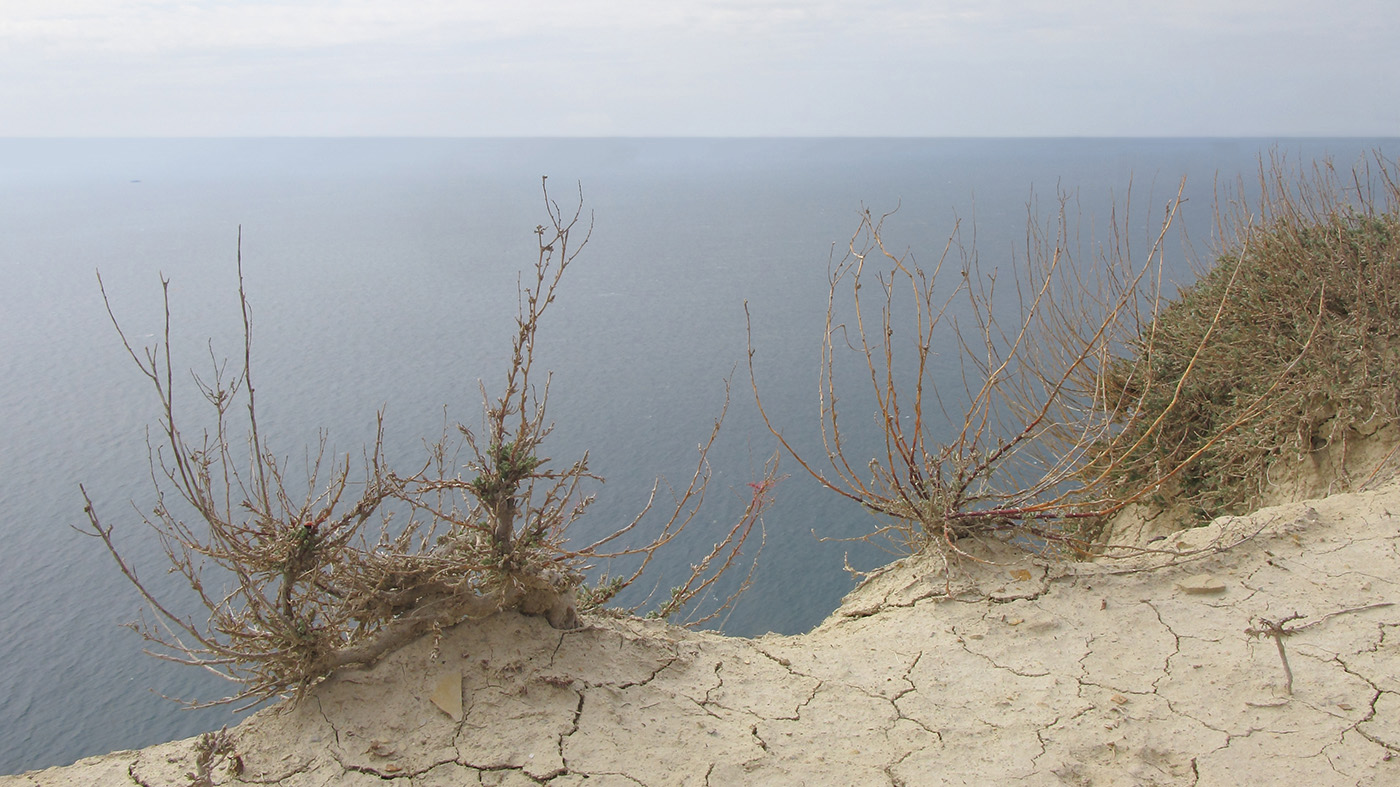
[615,651,680,691]
[1141,601,1181,694]
[956,637,1051,679]
[749,722,769,753]
[553,688,586,774]
[340,760,421,780]
[886,745,923,787]
[703,660,724,707]
[891,650,924,703]
[311,695,340,749]
[1336,656,1400,754]
[1028,724,1052,774]
[473,765,546,785]
[888,651,940,740]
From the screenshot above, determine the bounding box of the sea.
[1,137,1394,774]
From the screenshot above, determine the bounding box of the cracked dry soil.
[8,482,1400,786]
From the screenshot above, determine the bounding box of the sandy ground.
[6,481,1400,786]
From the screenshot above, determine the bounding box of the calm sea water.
[2,137,1394,774]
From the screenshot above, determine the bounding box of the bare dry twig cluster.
[82,179,776,706]
[748,153,1392,569]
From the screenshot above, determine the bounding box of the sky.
[2,0,1397,137]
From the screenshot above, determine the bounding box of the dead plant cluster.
[750,151,1398,564]
[82,180,776,707]
[85,151,1395,708]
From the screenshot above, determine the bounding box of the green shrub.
[1093,153,1400,522]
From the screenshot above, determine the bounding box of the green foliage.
[574,575,627,612]
[468,440,544,505]
[1092,154,1400,521]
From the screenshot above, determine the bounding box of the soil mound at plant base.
[10,481,1400,786]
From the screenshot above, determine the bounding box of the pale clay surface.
[7,482,1400,786]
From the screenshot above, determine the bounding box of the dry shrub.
[81,179,776,707]
[748,153,1393,564]
[747,184,1186,561]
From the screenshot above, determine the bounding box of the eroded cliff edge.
[8,481,1400,786]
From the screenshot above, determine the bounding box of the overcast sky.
[3,0,1397,137]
